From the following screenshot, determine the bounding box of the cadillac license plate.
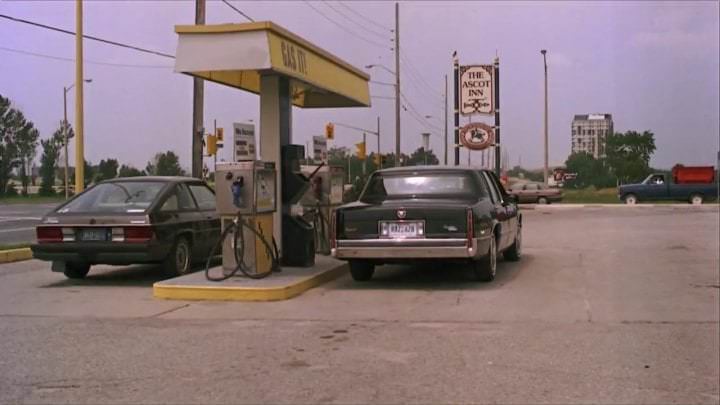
[382,221,423,239]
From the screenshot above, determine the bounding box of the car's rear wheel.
[63,262,91,279]
[537,196,549,204]
[471,237,496,282]
[689,193,704,205]
[349,260,374,282]
[504,226,521,261]
[163,236,192,277]
[623,194,638,205]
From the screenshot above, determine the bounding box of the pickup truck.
[618,173,718,204]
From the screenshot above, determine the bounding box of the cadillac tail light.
[123,226,154,243]
[466,209,474,247]
[37,227,63,243]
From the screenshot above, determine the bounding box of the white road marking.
[0,227,35,234]
[0,217,42,222]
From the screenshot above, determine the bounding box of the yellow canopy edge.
[174,22,371,108]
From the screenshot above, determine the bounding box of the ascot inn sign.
[459,65,494,115]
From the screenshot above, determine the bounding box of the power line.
[400,51,443,99]
[371,95,395,100]
[221,0,255,22]
[370,80,395,87]
[303,1,391,51]
[400,91,441,131]
[0,45,173,69]
[324,2,390,41]
[0,13,175,59]
[337,2,392,32]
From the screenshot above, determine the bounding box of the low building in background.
[571,113,613,159]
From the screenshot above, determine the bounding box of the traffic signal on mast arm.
[325,122,335,140]
[216,128,224,148]
[206,134,217,156]
[356,141,366,160]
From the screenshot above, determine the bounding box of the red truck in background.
[672,165,716,184]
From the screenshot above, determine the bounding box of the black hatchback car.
[31,177,220,279]
[331,167,521,282]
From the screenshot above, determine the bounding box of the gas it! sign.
[459,65,494,115]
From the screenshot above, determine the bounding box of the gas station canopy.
[174,22,371,108]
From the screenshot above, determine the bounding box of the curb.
[153,264,347,302]
[0,248,33,264]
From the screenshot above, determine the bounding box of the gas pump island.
[173,22,370,279]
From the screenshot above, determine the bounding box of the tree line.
[564,130,657,188]
[1,94,186,197]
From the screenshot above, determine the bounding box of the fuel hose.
[205,212,280,281]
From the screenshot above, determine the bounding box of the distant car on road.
[31,177,220,279]
[618,172,718,204]
[507,182,563,204]
[331,166,521,282]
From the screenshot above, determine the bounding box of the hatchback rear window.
[360,172,483,202]
[57,182,168,213]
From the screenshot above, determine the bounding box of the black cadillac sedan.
[31,177,220,279]
[331,167,521,282]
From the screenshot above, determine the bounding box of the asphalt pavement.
[0,203,59,246]
[0,206,718,404]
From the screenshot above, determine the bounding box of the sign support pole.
[494,57,501,177]
[453,53,460,166]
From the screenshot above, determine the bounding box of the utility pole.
[362,132,367,175]
[213,118,217,176]
[444,74,448,165]
[192,0,206,179]
[74,0,84,193]
[494,56,501,177]
[541,49,549,185]
[394,2,401,166]
[453,52,460,166]
[377,116,381,169]
[63,87,69,198]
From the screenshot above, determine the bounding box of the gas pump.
[281,145,327,267]
[299,165,345,255]
[206,161,278,281]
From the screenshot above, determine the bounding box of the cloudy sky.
[1,0,718,171]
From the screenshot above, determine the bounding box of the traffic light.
[216,127,224,142]
[373,153,381,166]
[325,122,334,140]
[206,134,217,156]
[355,141,366,160]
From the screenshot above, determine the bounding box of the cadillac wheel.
[471,237,496,282]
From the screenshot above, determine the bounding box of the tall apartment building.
[571,114,614,159]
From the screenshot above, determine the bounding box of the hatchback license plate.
[80,228,108,241]
[383,221,423,239]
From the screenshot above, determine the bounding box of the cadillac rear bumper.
[332,237,490,259]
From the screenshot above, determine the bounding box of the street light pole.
[541,49,549,185]
[74,0,85,193]
[394,2,401,167]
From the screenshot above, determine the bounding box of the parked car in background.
[331,166,522,282]
[507,182,563,204]
[31,177,220,279]
[618,169,718,204]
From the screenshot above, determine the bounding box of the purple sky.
[1,1,718,171]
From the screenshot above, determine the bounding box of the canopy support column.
[260,75,291,254]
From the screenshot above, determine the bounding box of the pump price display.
[379,221,425,239]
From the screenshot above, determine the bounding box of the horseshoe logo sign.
[460,122,495,151]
